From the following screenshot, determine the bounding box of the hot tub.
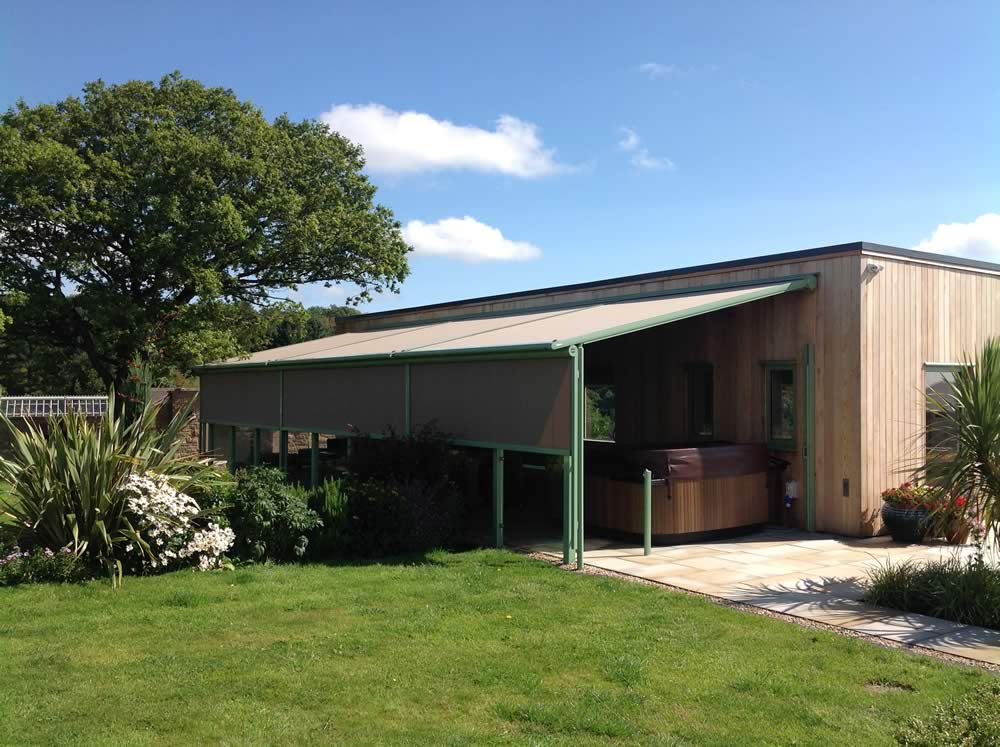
[584,441,769,544]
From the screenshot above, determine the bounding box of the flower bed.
[865,554,1000,631]
[0,545,89,585]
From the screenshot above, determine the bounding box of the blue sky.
[4,1,999,313]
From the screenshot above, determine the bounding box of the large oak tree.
[0,72,409,393]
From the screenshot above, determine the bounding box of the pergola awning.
[197,274,816,567]
[197,276,814,453]
[200,276,815,371]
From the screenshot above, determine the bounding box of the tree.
[0,72,409,396]
[920,337,1000,547]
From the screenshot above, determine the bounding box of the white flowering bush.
[0,388,228,586]
[121,473,234,573]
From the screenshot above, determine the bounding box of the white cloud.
[912,213,1000,261]
[638,62,682,78]
[402,216,542,263]
[631,150,675,171]
[319,103,563,178]
[318,284,347,300]
[616,127,675,171]
[617,127,640,151]
[637,62,719,79]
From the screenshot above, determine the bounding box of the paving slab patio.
[518,527,1000,667]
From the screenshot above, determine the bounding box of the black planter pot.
[881,503,931,544]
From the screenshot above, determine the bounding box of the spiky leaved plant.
[919,337,1000,549]
[0,391,225,586]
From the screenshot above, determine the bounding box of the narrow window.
[764,363,796,450]
[925,364,963,456]
[686,363,714,440]
[585,384,616,441]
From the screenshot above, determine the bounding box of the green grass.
[0,550,987,746]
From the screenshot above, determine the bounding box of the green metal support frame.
[643,468,652,556]
[403,363,412,436]
[227,426,237,474]
[492,448,504,548]
[571,345,585,570]
[562,454,573,565]
[197,422,205,454]
[310,433,320,488]
[803,343,816,532]
[207,423,216,453]
[279,431,288,473]
[253,429,262,466]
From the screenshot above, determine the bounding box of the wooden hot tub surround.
[584,441,770,544]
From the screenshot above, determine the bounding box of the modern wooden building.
[197,241,1000,563]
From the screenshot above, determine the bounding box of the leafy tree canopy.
[0,72,409,393]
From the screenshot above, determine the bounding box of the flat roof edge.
[348,241,1000,324]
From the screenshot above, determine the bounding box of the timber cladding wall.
[859,255,1000,533]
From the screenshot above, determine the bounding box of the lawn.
[0,550,986,746]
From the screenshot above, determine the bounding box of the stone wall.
[152,388,201,456]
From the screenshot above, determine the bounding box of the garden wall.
[0,389,202,458]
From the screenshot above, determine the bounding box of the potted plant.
[881,482,938,543]
[931,495,973,545]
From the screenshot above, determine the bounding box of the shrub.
[329,425,465,557]
[0,391,226,585]
[348,423,460,487]
[0,546,89,586]
[334,475,462,558]
[896,680,1000,746]
[222,467,322,562]
[865,555,1000,629]
[119,473,234,573]
[306,478,348,558]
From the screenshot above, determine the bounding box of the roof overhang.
[196,275,816,373]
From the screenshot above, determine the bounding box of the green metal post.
[643,468,652,556]
[642,469,653,555]
[207,423,216,453]
[228,426,237,474]
[562,454,572,564]
[279,431,288,473]
[573,345,585,570]
[310,433,320,488]
[346,436,354,462]
[492,448,504,548]
[253,429,261,466]
[404,363,412,436]
[197,422,205,454]
[804,343,816,532]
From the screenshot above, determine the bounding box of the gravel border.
[526,551,1000,674]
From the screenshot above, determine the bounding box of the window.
[585,384,616,441]
[764,363,796,450]
[925,364,963,456]
[686,363,714,440]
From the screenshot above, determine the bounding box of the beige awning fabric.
[196,277,814,449]
[201,277,814,370]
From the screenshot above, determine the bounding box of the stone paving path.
[520,527,1000,666]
